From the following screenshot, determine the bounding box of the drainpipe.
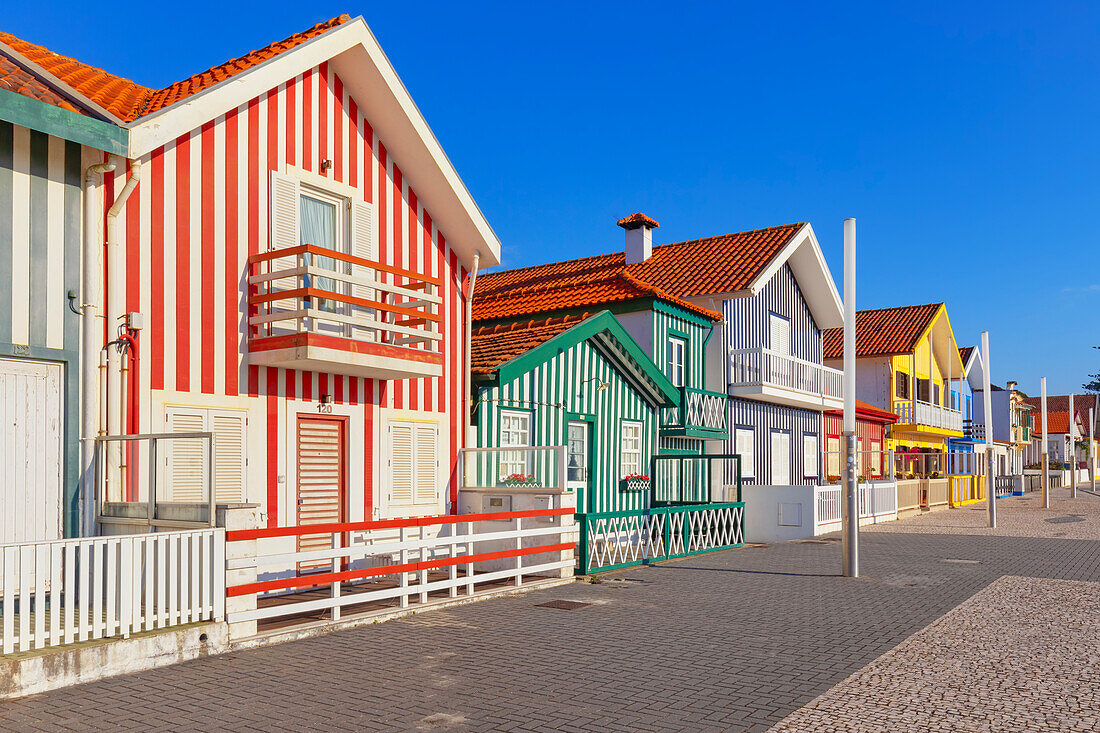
[80,159,116,535]
[104,156,142,506]
[464,251,481,432]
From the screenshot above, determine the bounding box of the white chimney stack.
[618,212,659,265]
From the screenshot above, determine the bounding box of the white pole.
[1090,407,1095,490]
[1041,378,1049,508]
[981,331,995,528]
[1070,393,1077,499]
[843,218,858,577]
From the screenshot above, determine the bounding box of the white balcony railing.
[728,347,843,409]
[893,400,963,432]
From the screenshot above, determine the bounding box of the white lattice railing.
[578,503,744,573]
[893,400,963,432]
[729,347,844,401]
[661,387,727,434]
[1,529,225,655]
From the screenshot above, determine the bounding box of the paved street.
[3,489,1100,732]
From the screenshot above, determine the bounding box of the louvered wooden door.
[296,416,347,571]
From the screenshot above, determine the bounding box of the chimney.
[617,212,659,265]
[1006,380,1017,392]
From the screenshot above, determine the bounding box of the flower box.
[620,475,650,492]
[501,474,541,488]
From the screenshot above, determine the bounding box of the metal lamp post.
[981,331,995,528]
[842,219,858,577]
[1041,378,1049,508]
[1070,393,1077,499]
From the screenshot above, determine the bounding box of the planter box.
[620,479,650,493]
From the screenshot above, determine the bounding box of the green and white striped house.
[470,311,681,514]
[0,82,128,542]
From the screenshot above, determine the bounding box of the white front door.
[0,358,62,544]
[770,430,791,486]
[567,421,590,510]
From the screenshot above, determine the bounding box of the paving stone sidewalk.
[3,498,1100,731]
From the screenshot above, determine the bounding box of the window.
[933,383,940,406]
[165,406,247,503]
[769,313,791,355]
[916,378,930,402]
[770,430,791,485]
[667,338,686,388]
[827,437,841,478]
[620,421,643,477]
[896,372,910,399]
[735,427,755,478]
[499,410,531,478]
[803,434,818,477]
[389,420,440,506]
[870,440,882,477]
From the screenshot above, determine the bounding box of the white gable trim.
[125,17,500,267]
[746,223,843,329]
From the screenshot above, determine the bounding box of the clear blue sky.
[8,2,1099,394]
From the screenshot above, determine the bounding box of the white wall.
[742,484,817,543]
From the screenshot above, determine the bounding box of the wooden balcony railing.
[246,245,444,377]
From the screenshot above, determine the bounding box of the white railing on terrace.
[964,419,986,441]
[814,481,897,534]
[729,347,843,400]
[1,529,224,655]
[893,400,963,432]
[247,244,443,354]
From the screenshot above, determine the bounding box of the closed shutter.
[414,423,439,504]
[351,200,376,334]
[896,372,909,399]
[770,431,790,485]
[769,313,790,355]
[166,409,207,503]
[296,417,345,570]
[390,423,415,505]
[735,428,755,478]
[268,172,301,307]
[827,437,841,478]
[212,411,246,503]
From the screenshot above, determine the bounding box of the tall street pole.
[1041,377,1049,508]
[981,331,995,528]
[843,218,858,577]
[1070,393,1078,499]
[1090,407,1095,489]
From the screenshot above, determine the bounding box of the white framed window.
[769,313,791,355]
[770,430,791,485]
[827,436,841,479]
[735,427,755,478]
[164,406,247,503]
[870,440,882,477]
[620,421,643,477]
[667,337,686,388]
[803,433,819,477]
[500,410,532,478]
[388,420,440,506]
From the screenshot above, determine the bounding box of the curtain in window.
[301,195,339,311]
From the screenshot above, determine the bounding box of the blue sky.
[7,2,1100,393]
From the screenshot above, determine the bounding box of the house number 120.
[316,403,333,414]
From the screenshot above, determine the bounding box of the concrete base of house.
[229,575,574,653]
[0,621,227,700]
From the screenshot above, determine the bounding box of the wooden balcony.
[728,347,843,411]
[247,245,444,380]
[661,387,728,438]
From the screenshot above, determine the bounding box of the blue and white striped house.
[473,214,844,498]
[0,72,129,542]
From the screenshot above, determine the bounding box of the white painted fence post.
[514,517,523,587]
[222,506,262,641]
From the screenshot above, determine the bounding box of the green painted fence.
[576,502,745,574]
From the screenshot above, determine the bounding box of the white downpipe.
[104,156,142,504]
[463,250,481,486]
[80,159,116,536]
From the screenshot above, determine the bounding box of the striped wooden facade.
[100,62,470,526]
[721,263,824,485]
[0,122,85,537]
[474,336,659,514]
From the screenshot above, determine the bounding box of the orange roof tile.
[821,303,943,359]
[474,223,803,323]
[0,53,86,114]
[1021,394,1096,424]
[617,212,659,229]
[471,313,592,374]
[1032,411,1072,435]
[0,14,350,121]
[958,345,975,366]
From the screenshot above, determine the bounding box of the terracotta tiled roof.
[0,53,87,114]
[0,14,350,121]
[821,303,943,359]
[474,223,803,323]
[958,345,975,366]
[1032,411,1072,435]
[471,313,592,374]
[1021,394,1097,421]
[617,212,659,229]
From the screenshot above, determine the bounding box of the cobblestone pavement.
[768,575,1100,732]
[866,486,1100,539]
[4,507,1100,731]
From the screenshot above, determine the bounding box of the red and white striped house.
[0,14,500,538]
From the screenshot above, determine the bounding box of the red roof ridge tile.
[617,212,659,229]
[648,222,806,254]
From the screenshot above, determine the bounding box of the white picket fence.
[1,529,225,654]
[814,481,898,534]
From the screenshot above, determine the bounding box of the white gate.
[0,358,62,545]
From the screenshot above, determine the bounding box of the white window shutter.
[390,423,414,505]
[414,424,439,505]
[211,411,246,503]
[351,200,376,329]
[166,408,207,503]
[269,172,300,252]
